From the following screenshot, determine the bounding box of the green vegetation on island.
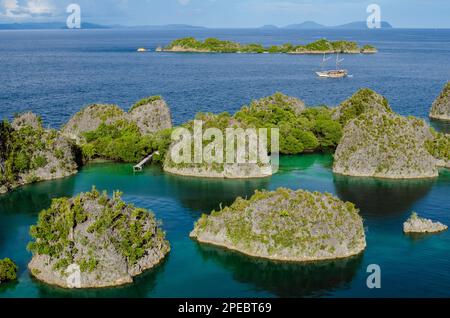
[81,120,172,164]
[3,86,450,192]
[129,95,163,112]
[191,188,366,261]
[426,130,450,168]
[0,258,18,284]
[28,187,170,288]
[62,97,173,164]
[333,88,449,179]
[0,113,79,194]
[332,88,392,126]
[429,81,450,121]
[164,93,343,178]
[159,37,377,54]
[235,93,342,154]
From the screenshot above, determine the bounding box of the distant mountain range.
[0,21,392,30]
[0,22,108,30]
[0,22,207,30]
[282,20,393,29]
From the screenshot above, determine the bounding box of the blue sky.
[1,0,449,28]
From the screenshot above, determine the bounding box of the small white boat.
[316,69,348,78]
[316,53,348,78]
[137,48,147,52]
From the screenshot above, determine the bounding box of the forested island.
[430,81,450,121]
[191,188,366,261]
[157,37,377,54]
[2,85,450,194]
[28,188,170,288]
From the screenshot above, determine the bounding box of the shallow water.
[0,154,449,298]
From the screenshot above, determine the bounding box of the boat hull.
[316,70,348,78]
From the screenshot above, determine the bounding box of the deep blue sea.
[1,29,450,128]
[0,29,450,298]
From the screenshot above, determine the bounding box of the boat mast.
[336,53,345,70]
[321,53,331,70]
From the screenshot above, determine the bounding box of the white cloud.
[1,0,56,18]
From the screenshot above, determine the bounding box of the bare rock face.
[191,188,366,262]
[247,92,306,116]
[62,98,173,143]
[28,189,170,289]
[430,82,450,121]
[403,212,448,234]
[12,112,42,130]
[333,111,438,179]
[333,88,392,126]
[128,96,173,135]
[62,104,126,142]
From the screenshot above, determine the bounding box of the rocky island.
[1,96,174,194]
[429,82,450,121]
[0,258,18,284]
[0,112,79,194]
[62,96,173,164]
[403,212,448,234]
[164,92,342,179]
[164,112,274,179]
[62,96,172,143]
[333,89,450,179]
[28,188,170,289]
[191,188,366,262]
[157,37,377,54]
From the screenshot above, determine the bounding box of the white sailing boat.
[316,53,348,78]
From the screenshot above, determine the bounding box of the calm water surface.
[0,155,449,298]
[0,28,450,131]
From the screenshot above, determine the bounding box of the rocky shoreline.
[191,188,366,262]
[333,88,449,179]
[403,212,448,234]
[429,82,450,121]
[28,189,170,289]
[164,164,273,179]
[2,86,450,195]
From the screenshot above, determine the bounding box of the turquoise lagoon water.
[0,154,449,298]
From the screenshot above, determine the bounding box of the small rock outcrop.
[333,88,392,126]
[28,188,170,289]
[403,212,448,234]
[0,258,18,284]
[430,82,450,121]
[333,111,438,179]
[128,96,173,135]
[0,113,79,194]
[191,188,366,262]
[62,104,126,143]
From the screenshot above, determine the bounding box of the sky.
[0,0,450,28]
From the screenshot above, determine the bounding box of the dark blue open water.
[1,29,450,129]
[0,29,449,297]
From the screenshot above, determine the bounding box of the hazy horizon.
[0,0,449,29]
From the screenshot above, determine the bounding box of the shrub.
[129,96,163,112]
[0,258,18,283]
